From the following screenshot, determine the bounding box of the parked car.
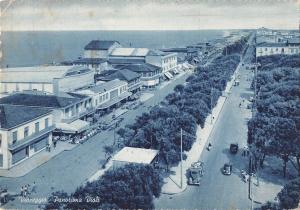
[230,143,239,154]
[222,163,232,175]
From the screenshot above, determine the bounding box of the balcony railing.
[8,125,55,152]
[61,107,95,123]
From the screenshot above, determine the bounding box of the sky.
[1,0,299,31]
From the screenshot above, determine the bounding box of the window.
[12,131,18,144]
[45,118,49,128]
[35,122,40,133]
[24,127,29,137]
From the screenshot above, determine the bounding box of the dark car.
[230,143,239,154]
[223,163,232,175]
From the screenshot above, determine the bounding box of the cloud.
[1,0,299,31]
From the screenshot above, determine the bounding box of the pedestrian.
[31,181,36,194]
[239,103,241,108]
[46,143,51,152]
[53,140,57,148]
[20,186,24,197]
[23,185,28,197]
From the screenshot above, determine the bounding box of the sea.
[1,30,226,68]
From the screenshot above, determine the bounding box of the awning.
[97,92,132,110]
[164,72,173,80]
[164,73,172,80]
[56,120,90,134]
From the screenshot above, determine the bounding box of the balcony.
[128,81,142,92]
[61,107,95,123]
[8,125,55,152]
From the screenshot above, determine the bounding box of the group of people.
[20,182,36,197]
[46,141,57,152]
[242,147,250,157]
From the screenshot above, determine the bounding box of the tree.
[278,178,300,209]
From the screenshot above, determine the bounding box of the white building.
[145,50,178,74]
[0,65,94,97]
[76,79,131,111]
[108,48,178,75]
[0,93,93,134]
[0,104,54,169]
[256,42,300,57]
[112,147,159,168]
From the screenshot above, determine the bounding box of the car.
[223,163,232,175]
[230,143,239,154]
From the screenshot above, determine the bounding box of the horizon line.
[2,27,299,32]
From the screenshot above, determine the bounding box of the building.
[72,40,121,73]
[84,40,121,59]
[112,147,159,168]
[95,69,142,94]
[109,48,149,64]
[256,42,300,57]
[0,104,54,169]
[73,58,111,74]
[145,49,178,74]
[0,93,93,134]
[76,79,131,112]
[114,63,161,88]
[0,65,94,97]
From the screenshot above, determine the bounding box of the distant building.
[72,40,120,73]
[145,49,178,74]
[256,42,300,57]
[73,58,111,74]
[0,104,54,169]
[0,65,94,97]
[114,63,161,88]
[0,93,93,134]
[76,79,131,112]
[84,40,121,59]
[95,69,142,94]
[108,48,178,75]
[112,147,159,168]
[109,48,149,64]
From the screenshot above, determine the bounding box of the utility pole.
[180,128,183,189]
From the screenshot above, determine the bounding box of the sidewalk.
[0,141,75,178]
[161,96,227,194]
[161,65,238,195]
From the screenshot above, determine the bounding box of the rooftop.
[96,69,140,82]
[0,93,86,108]
[115,63,160,73]
[73,58,108,65]
[84,40,119,50]
[147,49,167,56]
[108,58,145,65]
[256,42,288,47]
[0,65,92,83]
[110,48,149,57]
[90,79,127,93]
[0,104,52,129]
[112,147,159,164]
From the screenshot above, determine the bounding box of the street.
[154,62,255,209]
[0,72,191,209]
